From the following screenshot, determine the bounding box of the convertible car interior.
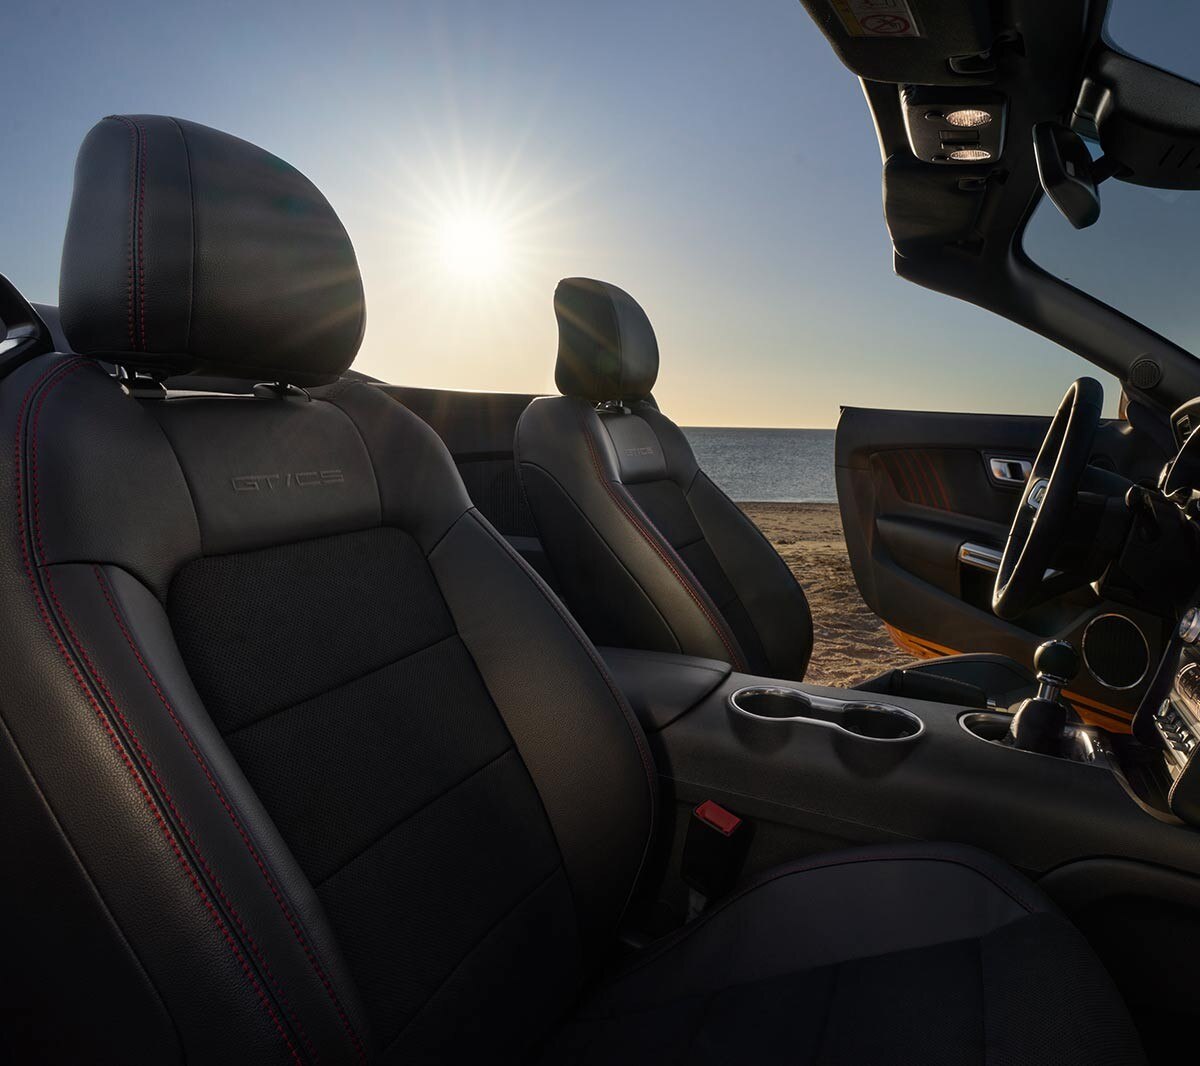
[4,2,1200,1064]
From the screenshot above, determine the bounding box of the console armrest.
[598,647,731,731]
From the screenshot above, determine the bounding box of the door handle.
[988,457,1032,485]
[959,542,1002,573]
[960,541,1061,581]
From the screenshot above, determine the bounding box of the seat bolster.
[20,562,373,1063]
[516,396,746,667]
[430,509,656,957]
[549,843,1145,1066]
[6,355,202,599]
[0,706,182,1064]
[664,451,814,682]
[590,843,1043,1011]
[315,379,473,553]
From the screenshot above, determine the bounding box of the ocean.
[682,427,836,503]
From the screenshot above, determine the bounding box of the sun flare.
[437,210,509,278]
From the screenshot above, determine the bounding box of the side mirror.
[1033,122,1101,229]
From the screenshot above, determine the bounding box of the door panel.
[836,405,1168,729]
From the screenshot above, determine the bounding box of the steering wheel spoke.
[991,378,1104,620]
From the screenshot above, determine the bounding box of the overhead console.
[798,0,995,85]
[900,86,1007,165]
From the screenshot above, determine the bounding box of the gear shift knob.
[1034,639,1080,686]
[1009,640,1079,755]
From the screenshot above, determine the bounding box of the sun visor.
[798,0,994,85]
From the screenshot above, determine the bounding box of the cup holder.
[728,686,924,743]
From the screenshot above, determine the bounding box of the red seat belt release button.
[694,800,742,837]
[683,800,752,902]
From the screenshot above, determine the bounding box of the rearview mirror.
[1033,122,1101,229]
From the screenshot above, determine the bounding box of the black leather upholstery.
[0,118,1141,1065]
[518,284,814,680]
[546,844,1146,1065]
[599,647,732,732]
[0,357,654,1064]
[59,115,364,385]
[553,278,658,403]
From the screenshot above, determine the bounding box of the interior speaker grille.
[1082,614,1150,690]
[1129,357,1162,391]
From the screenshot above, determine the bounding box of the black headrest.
[59,115,364,386]
[553,277,658,402]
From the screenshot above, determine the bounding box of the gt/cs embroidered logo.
[231,470,345,492]
[625,446,655,457]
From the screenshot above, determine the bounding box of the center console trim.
[728,685,925,743]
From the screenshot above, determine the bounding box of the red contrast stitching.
[93,566,368,1064]
[924,454,952,511]
[45,577,320,1063]
[133,118,148,350]
[884,452,914,502]
[113,117,137,348]
[15,361,303,1065]
[577,409,745,670]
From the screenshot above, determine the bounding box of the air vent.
[1128,357,1162,391]
[1082,614,1150,690]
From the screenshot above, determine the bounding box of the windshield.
[1023,161,1200,358]
[1106,0,1200,85]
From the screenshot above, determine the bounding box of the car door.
[836,403,1169,729]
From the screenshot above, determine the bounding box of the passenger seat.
[516,277,815,679]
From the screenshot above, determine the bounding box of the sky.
[0,0,1151,427]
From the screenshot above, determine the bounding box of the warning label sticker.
[830,0,921,38]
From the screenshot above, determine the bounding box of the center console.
[599,643,1200,891]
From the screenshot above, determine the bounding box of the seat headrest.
[553,277,658,403]
[59,115,365,386]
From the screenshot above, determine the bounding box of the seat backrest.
[0,117,653,1065]
[516,277,814,681]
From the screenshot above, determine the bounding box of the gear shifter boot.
[1007,639,1080,755]
[1009,695,1069,754]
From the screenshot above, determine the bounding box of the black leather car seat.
[516,278,1041,707]
[0,116,1142,1065]
[516,278,815,679]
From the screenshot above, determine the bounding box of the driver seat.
[516,278,1037,705]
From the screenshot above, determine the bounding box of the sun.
[436,210,510,279]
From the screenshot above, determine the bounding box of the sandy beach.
[740,502,915,687]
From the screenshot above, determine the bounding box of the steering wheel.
[992,377,1103,620]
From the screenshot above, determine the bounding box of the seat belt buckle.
[682,800,752,908]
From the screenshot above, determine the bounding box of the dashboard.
[1146,613,1200,825]
[1132,400,1200,822]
